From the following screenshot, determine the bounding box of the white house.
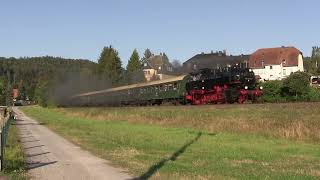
[249,47,304,81]
[143,53,176,81]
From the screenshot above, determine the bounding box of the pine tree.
[126,49,145,84]
[98,46,122,85]
[127,49,141,73]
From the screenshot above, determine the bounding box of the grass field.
[21,103,320,179]
[0,123,27,180]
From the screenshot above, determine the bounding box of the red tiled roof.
[249,47,302,68]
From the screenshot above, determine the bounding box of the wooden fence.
[0,106,13,171]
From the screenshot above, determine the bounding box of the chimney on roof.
[223,49,227,55]
[201,52,204,54]
[211,50,214,54]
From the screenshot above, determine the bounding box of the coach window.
[159,85,163,92]
[173,83,177,90]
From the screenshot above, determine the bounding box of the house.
[143,53,177,81]
[249,47,304,81]
[182,51,249,73]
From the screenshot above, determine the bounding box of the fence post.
[0,128,3,171]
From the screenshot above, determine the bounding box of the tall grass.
[59,102,320,142]
[0,124,27,180]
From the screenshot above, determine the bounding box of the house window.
[283,69,286,76]
[144,63,147,67]
[270,66,273,69]
[193,64,197,70]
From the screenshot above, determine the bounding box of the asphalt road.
[13,107,132,180]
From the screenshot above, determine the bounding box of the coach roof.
[73,75,187,97]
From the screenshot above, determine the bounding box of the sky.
[0,0,319,66]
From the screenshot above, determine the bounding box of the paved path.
[13,107,132,180]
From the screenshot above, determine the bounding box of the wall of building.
[297,54,304,71]
[253,65,302,81]
[143,69,157,81]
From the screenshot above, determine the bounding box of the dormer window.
[282,59,286,65]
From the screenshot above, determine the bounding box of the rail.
[0,106,13,171]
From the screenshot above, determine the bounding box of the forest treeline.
[0,46,148,106]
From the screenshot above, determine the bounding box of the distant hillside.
[0,56,98,106]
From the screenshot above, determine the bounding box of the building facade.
[249,47,304,81]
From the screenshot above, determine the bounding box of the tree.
[126,49,145,84]
[98,46,122,85]
[171,59,182,73]
[127,49,141,73]
[144,48,152,59]
[162,52,170,64]
[304,57,317,74]
[283,72,310,99]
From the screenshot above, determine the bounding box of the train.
[68,65,263,106]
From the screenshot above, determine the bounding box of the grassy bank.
[0,123,27,180]
[21,105,320,179]
[59,103,320,142]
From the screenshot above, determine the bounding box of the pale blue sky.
[0,0,319,65]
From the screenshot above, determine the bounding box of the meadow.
[21,103,320,179]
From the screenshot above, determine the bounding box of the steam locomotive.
[69,65,263,106]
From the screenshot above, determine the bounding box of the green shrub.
[261,72,320,103]
[261,80,286,102]
[282,72,311,100]
[302,87,320,101]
